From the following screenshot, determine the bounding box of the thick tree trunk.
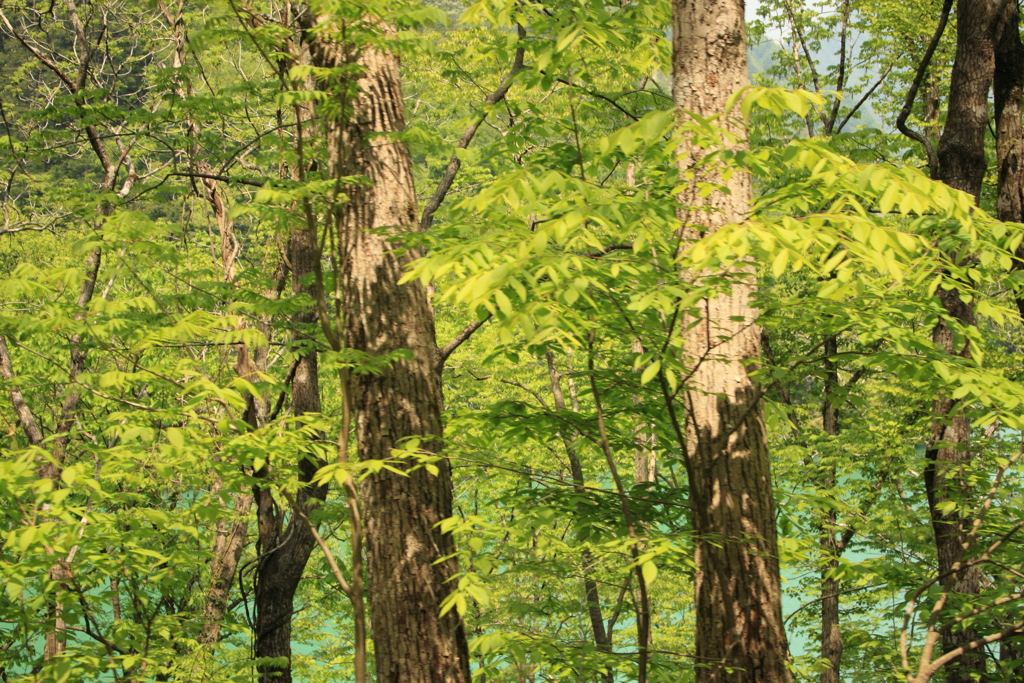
[200,496,250,645]
[994,0,1024,317]
[929,0,999,681]
[672,0,792,681]
[995,1,1024,212]
[925,301,984,677]
[936,0,997,199]
[995,3,1024,666]
[308,29,471,683]
[252,227,327,683]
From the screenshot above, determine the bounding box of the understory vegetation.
[0,0,1023,682]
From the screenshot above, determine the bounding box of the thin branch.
[923,622,1024,679]
[280,490,352,598]
[0,336,45,446]
[0,11,77,91]
[784,582,886,625]
[439,315,491,365]
[587,330,649,683]
[825,0,852,134]
[895,0,954,178]
[835,64,892,134]
[167,171,266,187]
[555,78,641,122]
[938,592,1024,635]
[782,0,826,127]
[419,23,526,232]
[500,379,551,410]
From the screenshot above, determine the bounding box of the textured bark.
[672,0,791,680]
[819,563,842,683]
[936,0,998,200]
[200,495,250,645]
[634,426,657,484]
[995,26,1024,665]
[307,28,470,683]
[923,290,985,683]
[995,20,1024,668]
[0,336,45,447]
[929,0,1000,680]
[819,337,843,683]
[252,226,326,683]
[993,0,1024,317]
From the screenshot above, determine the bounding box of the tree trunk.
[1000,637,1024,677]
[994,0,1024,316]
[252,227,327,683]
[819,557,842,683]
[929,0,999,680]
[632,339,657,485]
[994,0,1024,664]
[924,290,985,683]
[820,337,843,683]
[307,26,471,683]
[546,352,613,676]
[671,0,792,680]
[936,0,998,199]
[924,66,941,143]
[158,2,256,645]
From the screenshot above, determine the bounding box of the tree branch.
[0,336,45,446]
[923,622,1024,679]
[439,315,491,365]
[835,64,892,134]
[825,0,852,134]
[895,0,954,178]
[167,171,267,187]
[419,23,526,232]
[784,582,886,625]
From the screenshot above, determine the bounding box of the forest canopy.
[0,0,1023,682]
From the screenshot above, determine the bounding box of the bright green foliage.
[1,0,1023,681]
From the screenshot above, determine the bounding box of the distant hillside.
[746,37,884,130]
[748,40,782,78]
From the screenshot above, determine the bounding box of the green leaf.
[166,428,185,449]
[641,560,658,586]
[640,361,661,386]
[771,249,790,278]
